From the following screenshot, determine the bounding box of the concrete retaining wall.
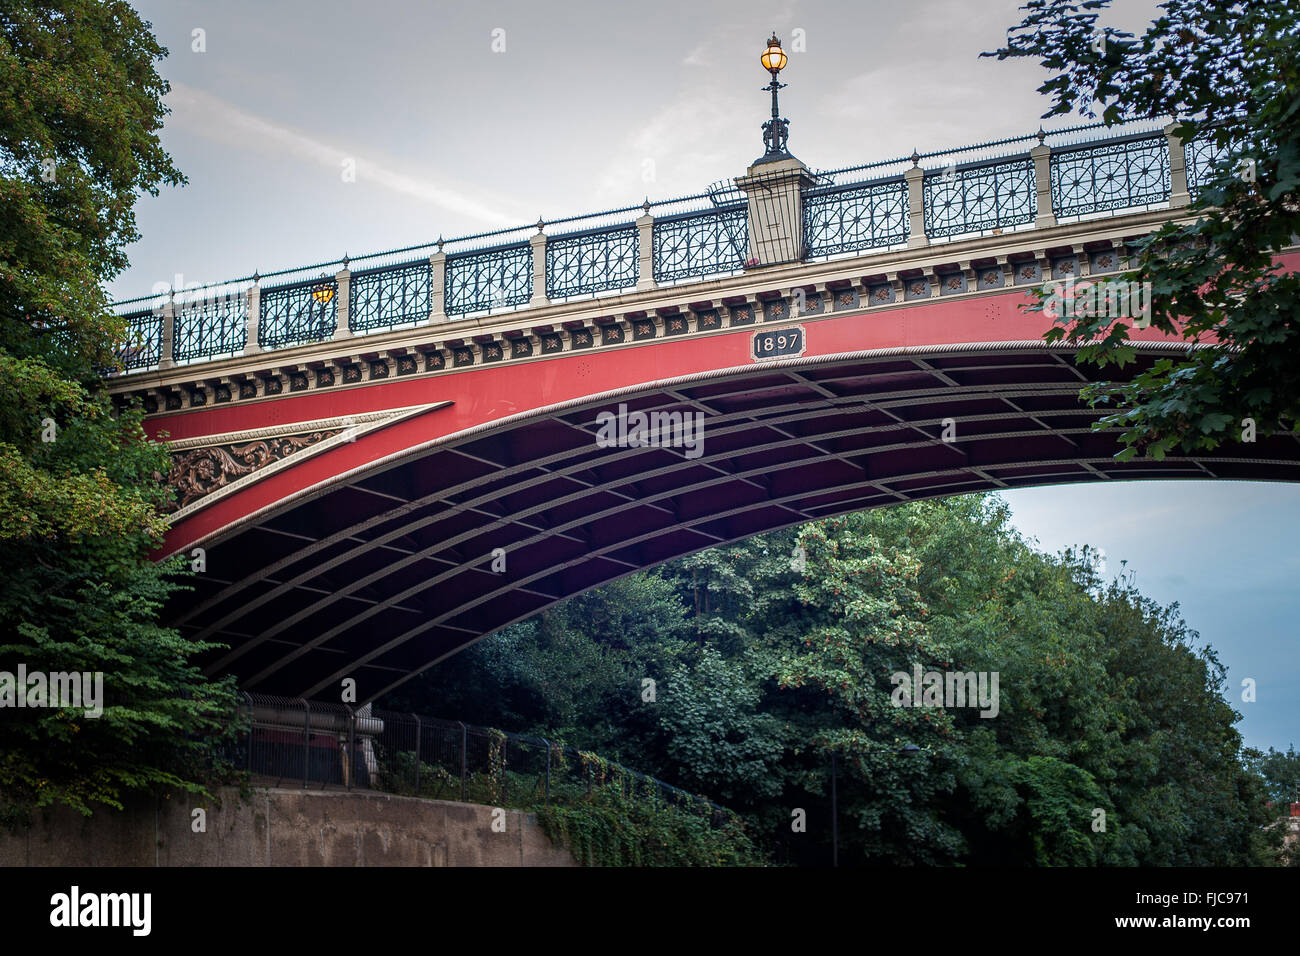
[1,787,576,867]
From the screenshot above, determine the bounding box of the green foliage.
[535,783,764,867]
[990,0,1300,458]
[0,0,183,375]
[0,2,237,823]
[656,646,788,804]
[1244,745,1300,806]
[388,495,1280,866]
[373,750,461,800]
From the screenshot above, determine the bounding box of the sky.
[116,0,1296,753]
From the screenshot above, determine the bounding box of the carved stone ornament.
[166,430,342,511]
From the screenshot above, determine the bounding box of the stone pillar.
[335,267,352,339]
[1031,143,1056,228]
[530,231,549,307]
[905,165,927,248]
[736,156,815,267]
[636,210,656,291]
[243,281,261,355]
[159,299,175,369]
[430,250,447,322]
[1166,122,1190,208]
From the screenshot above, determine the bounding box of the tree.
[0,1,237,823]
[775,518,966,864]
[1245,745,1300,806]
[383,495,1280,866]
[990,0,1300,459]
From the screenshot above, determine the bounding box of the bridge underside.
[171,344,1300,702]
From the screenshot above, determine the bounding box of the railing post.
[429,247,447,322]
[905,162,927,248]
[300,698,311,790]
[413,713,421,798]
[158,297,175,369]
[530,226,549,307]
[244,691,255,776]
[635,205,656,292]
[1031,138,1056,228]
[344,704,354,791]
[243,278,262,355]
[1166,121,1190,208]
[334,264,352,340]
[458,721,467,802]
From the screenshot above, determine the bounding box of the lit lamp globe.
[761,34,787,74]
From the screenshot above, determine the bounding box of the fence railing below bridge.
[231,693,735,826]
[111,120,1238,373]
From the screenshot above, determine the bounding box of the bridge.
[108,103,1300,703]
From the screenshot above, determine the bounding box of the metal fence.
[230,693,735,825]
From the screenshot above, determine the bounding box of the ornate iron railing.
[445,242,532,316]
[109,121,1216,371]
[803,176,909,257]
[924,155,1036,239]
[260,277,338,350]
[1050,132,1170,219]
[652,206,748,283]
[545,224,639,298]
[117,309,162,370]
[174,293,247,362]
[1185,133,1244,201]
[349,259,431,332]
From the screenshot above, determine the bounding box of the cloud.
[163,82,526,227]
[588,87,750,205]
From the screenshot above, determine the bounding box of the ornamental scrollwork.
[166,429,343,512]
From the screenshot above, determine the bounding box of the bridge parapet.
[109,119,1231,398]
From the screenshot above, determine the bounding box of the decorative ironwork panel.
[546,225,638,298]
[923,157,1036,239]
[117,309,162,370]
[804,178,909,257]
[1050,134,1169,218]
[444,243,532,316]
[174,294,247,361]
[165,429,343,513]
[350,260,431,332]
[259,278,338,350]
[1186,134,1242,200]
[652,207,748,283]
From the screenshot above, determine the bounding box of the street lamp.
[759,32,790,159]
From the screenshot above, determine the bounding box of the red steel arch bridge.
[106,119,1300,702]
